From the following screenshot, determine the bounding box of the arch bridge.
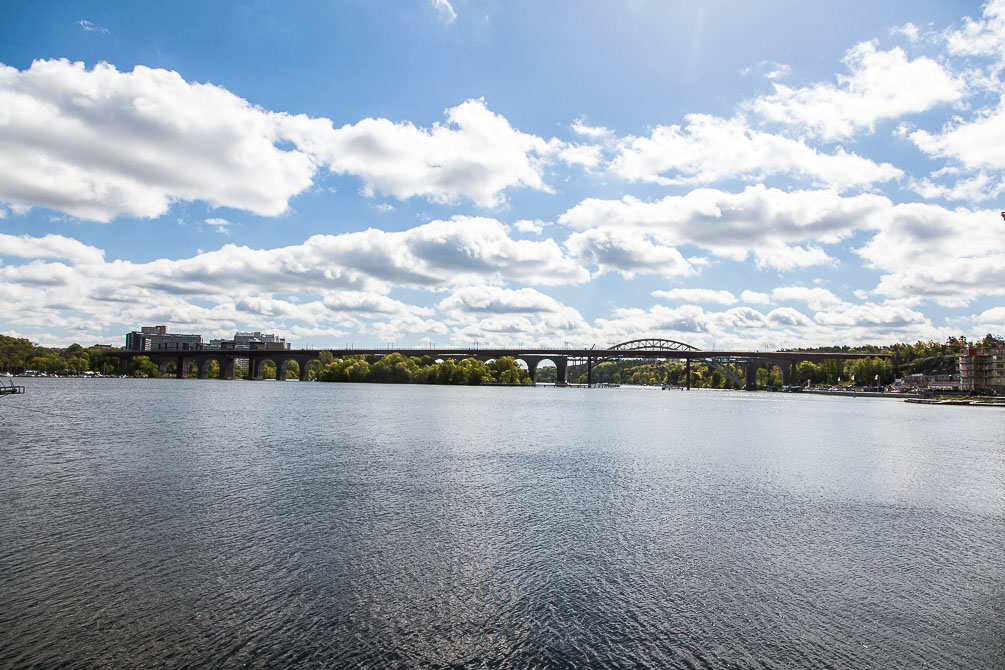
[109,339,884,390]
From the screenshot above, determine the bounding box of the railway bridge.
[109,338,885,390]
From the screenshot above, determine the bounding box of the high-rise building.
[959,347,1005,394]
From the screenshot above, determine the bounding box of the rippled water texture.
[1,378,1003,668]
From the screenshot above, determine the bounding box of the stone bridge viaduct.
[109,339,886,390]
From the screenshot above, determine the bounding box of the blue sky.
[1,0,1003,349]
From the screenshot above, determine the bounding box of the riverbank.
[905,398,1005,407]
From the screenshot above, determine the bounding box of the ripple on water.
[1,379,1003,668]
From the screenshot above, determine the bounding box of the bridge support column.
[221,358,236,380]
[298,357,314,382]
[686,358,691,390]
[249,357,264,380]
[555,357,568,386]
[587,357,593,388]
[520,357,541,384]
[779,360,794,386]
[176,356,187,379]
[744,359,761,391]
[197,358,213,379]
[276,358,289,382]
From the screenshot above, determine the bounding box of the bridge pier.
[298,357,314,381]
[779,360,794,386]
[554,357,568,385]
[745,359,761,391]
[686,358,691,389]
[221,357,236,380]
[522,357,540,383]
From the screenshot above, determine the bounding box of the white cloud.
[438,286,571,314]
[322,292,433,316]
[890,22,921,42]
[813,303,930,329]
[564,227,696,278]
[571,117,613,139]
[0,233,104,264]
[559,185,885,266]
[910,100,1005,173]
[652,288,738,305]
[741,290,772,305]
[284,97,564,207]
[945,0,1005,58]
[753,243,837,271]
[78,19,108,34]
[0,61,568,221]
[856,202,1005,305]
[972,305,1005,326]
[610,114,901,190]
[0,217,590,340]
[748,41,965,140]
[0,59,319,222]
[430,0,457,24]
[771,286,848,311]
[910,170,1005,203]
[203,217,233,231]
[513,219,547,234]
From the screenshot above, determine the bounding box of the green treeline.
[1,337,123,375]
[316,353,532,385]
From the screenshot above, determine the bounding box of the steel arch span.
[607,338,743,388]
[610,339,699,352]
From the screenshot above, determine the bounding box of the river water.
[1,378,1003,668]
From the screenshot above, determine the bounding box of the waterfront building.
[958,346,1005,394]
[125,326,203,351]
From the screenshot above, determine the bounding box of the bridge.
[109,338,887,390]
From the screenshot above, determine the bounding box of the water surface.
[2,379,1003,668]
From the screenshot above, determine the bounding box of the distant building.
[234,331,289,351]
[959,347,1005,394]
[893,373,959,392]
[125,325,203,351]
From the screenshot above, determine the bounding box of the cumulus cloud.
[564,228,696,278]
[0,217,591,340]
[741,290,772,305]
[438,286,571,314]
[945,0,1005,58]
[813,303,930,329]
[0,61,569,221]
[571,117,613,139]
[0,59,318,222]
[559,185,886,266]
[611,113,901,189]
[283,97,565,207]
[910,101,1005,174]
[856,202,1005,305]
[770,286,848,311]
[748,41,965,140]
[0,233,104,264]
[652,288,738,305]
